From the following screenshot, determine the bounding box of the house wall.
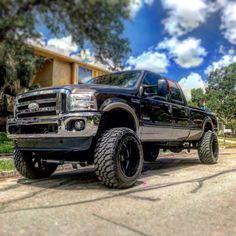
[33,60,53,87]
[52,59,72,86]
[32,46,109,88]
[33,59,108,88]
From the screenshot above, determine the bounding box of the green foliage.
[206,63,236,124]
[189,62,236,126]
[0,41,45,95]
[0,132,13,153]
[0,132,11,142]
[0,0,131,68]
[190,88,206,107]
[0,160,15,171]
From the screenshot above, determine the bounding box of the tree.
[189,63,236,137]
[0,0,132,130]
[0,41,45,95]
[189,88,206,108]
[206,63,236,126]
[0,41,45,131]
[0,0,131,68]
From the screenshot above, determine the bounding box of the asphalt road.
[1,148,236,236]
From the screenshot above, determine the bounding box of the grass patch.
[0,160,15,171]
[218,136,236,141]
[219,141,236,148]
[0,133,13,154]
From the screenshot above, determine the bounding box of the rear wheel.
[143,143,160,162]
[14,150,58,179]
[198,131,219,164]
[94,128,143,188]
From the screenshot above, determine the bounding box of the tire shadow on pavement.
[15,157,201,191]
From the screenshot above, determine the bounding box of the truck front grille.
[8,124,58,134]
[16,90,67,119]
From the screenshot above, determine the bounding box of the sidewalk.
[0,153,13,160]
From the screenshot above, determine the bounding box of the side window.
[169,81,184,103]
[78,66,92,83]
[143,73,166,98]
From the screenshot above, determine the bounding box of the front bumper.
[7,112,101,151]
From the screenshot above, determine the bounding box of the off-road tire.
[143,143,160,162]
[94,128,143,189]
[14,149,58,179]
[198,131,219,164]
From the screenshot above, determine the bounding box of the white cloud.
[221,1,236,44]
[179,73,206,101]
[129,0,154,18]
[127,50,169,73]
[46,35,78,55]
[44,36,109,70]
[205,54,236,75]
[71,49,111,70]
[157,37,207,68]
[161,0,208,36]
[219,45,226,55]
[26,32,46,47]
[161,0,229,37]
[208,0,228,12]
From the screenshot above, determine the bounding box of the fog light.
[74,120,85,131]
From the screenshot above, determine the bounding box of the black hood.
[27,83,137,95]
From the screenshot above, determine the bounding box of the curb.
[0,170,20,178]
[0,153,13,157]
[0,156,13,160]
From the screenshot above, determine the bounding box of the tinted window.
[143,73,167,97]
[86,71,141,88]
[169,81,183,102]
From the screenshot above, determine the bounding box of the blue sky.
[38,0,236,100]
[124,0,233,79]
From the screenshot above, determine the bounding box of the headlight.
[69,93,97,111]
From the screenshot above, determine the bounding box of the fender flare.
[101,100,139,134]
[200,117,214,137]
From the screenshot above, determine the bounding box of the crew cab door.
[140,72,172,141]
[168,80,190,141]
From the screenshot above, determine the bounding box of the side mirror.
[139,85,144,96]
[157,79,169,97]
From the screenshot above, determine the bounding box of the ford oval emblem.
[28,102,39,111]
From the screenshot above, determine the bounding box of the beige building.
[31,46,109,88]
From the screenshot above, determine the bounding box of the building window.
[78,66,92,83]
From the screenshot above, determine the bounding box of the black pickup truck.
[7,70,219,188]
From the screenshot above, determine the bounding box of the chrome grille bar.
[15,89,67,119]
[16,98,57,108]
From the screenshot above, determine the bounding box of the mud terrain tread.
[14,149,57,179]
[198,131,219,164]
[94,128,142,188]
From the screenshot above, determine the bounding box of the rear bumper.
[7,112,101,151]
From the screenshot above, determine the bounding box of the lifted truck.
[7,70,219,188]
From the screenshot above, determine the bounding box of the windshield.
[86,71,141,88]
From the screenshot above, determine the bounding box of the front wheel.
[94,128,143,188]
[198,131,219,164]
[14,150,58,179]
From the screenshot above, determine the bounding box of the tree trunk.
[0,117,7,132]
[0,88,15,132]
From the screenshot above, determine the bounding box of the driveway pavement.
[0,148,236,236]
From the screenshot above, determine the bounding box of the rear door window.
[169,81,184,104]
